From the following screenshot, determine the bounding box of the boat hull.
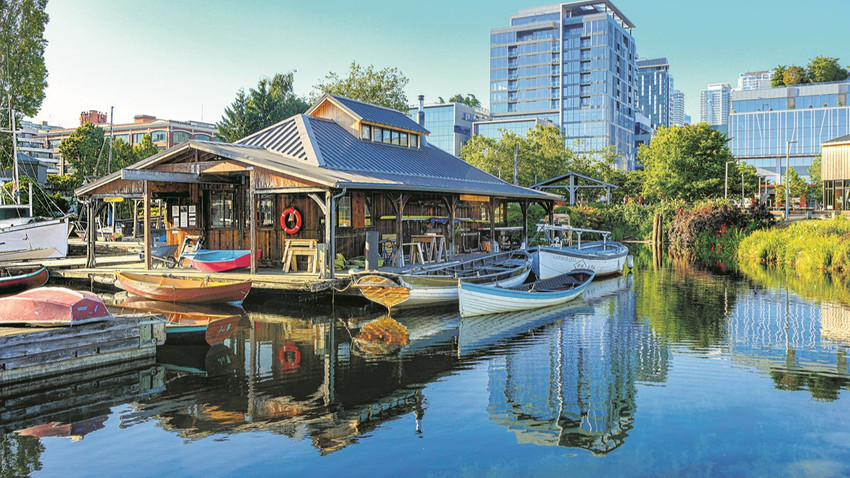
[0,266,49,294]
[459,270,594,317]
[395,269,530,310]
[115,272,252,303]
[188,250,258,272]
[0,287,113,326]
[166,314,240,345]
[531,241,629,279]
[0,217,70,261]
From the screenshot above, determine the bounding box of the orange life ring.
[279,341,301,372]
[280,207,302,234]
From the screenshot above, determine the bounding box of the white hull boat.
[530,225,629,279]
[0,216,70,261]
[459,269,595,317]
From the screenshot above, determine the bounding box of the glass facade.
[490,2,637,169]
[635,57,671,129]
[407,103,484,156]
[700,83,731,126]
[473,118,553,141]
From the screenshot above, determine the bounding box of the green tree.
[783,65,808,85]
[638,123,735,202]
[806,56,849,83]
[0,0,49,169]
[441,93,481,108]
[771,65,787,87]
[313,61,409,112]
[58,123,106,183]
[217,72,310,142]
[728,162,760,202]
[132,133,160,161]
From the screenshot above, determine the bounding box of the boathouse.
[75,94,560,276]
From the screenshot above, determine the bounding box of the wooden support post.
[547,201,555,226]
[143,181,151,270]
[488,198,496,255]
[324,191,332,278]
[396,194,409,267]
[249,169,257,274]
[132,200,139,239]
[86,200,96,268]
[443,195,458,259]
[520,200,529,247]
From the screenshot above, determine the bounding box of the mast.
[10,105,19,205]
[107,105,114,172]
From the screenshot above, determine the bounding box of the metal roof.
[823,134,850,146]
[307,94,430,134]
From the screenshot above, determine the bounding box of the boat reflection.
[156,344,238,377]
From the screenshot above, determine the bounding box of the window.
[391,130,400,145]
[194,134,211,141]
[173,131,191,143]
[410,134,418,148]
[373,126,382,143]
[150,130,167,142]
[382,128,391,144]
[400,132,408,147]
[361,124,371,140]
[132,133,146,144]
[209,191,235,228]
[364,195,372,227]
[257,196,274,227]
[336,194,351,228]
[113,134,130,143]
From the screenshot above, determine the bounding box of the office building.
[634,111,652,151]
[489,1,638,169]
[670,89,685,127]
[635,57,672,129]
[407,102,490,156]
[473,117,554,141]
[737,71,772,91]
[729,80,850,178]
[700,83,731,127]
[39,111,218,175]
[17,120,61,175]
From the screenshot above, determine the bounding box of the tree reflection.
[0,434,43,478]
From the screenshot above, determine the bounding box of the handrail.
[535,223,611,250]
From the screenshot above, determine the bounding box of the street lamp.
[785,140,797,220]
[725,160,736,200]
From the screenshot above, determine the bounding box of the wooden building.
[75,94,559,276]
[822,134,850,211]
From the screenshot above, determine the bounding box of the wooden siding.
[823,144,850,180]
[255,166,323,190]
[310,101,358,137]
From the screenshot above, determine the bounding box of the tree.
[638,123,735,202]
[313,62,409,112]
[806,56,849,83]
[771,65,787,87]
[0,0,49,169]
[58,123,106,184]
[132,133,160,161]
[441,93,481,108]
[217,72,309,142]
[728,162,760,202]
[783,65,808,85]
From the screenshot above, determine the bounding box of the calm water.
[3,256,850,477]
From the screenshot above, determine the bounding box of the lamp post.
[725,160,736,200]
[785,140,797,220]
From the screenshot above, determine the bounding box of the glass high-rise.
[489,1,637,169]
[635,57,672,129]
[670,89,685,127]
[407,103,489,156]
[700,83,731,127]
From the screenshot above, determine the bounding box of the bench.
[283,239,318,273]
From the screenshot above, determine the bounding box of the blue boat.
[458,269,595,317]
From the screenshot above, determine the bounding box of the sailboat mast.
[10,105,18,205]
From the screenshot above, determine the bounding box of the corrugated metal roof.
[326,94,430,134]
[823,134,850,146]
[235,116,307,160]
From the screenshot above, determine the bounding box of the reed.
[737,217,850,272]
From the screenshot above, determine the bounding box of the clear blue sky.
[33,0,850,127]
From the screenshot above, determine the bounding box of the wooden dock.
[0,314,165,385]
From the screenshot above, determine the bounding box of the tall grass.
[737,217,850,272]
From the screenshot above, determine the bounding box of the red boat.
[186,250,259,272]
[0,287,114,326]
[0,265,49,294]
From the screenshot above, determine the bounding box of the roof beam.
[121,169,236,184]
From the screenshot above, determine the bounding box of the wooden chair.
[283,238,318,273]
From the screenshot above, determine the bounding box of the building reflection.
[485,275,668,455]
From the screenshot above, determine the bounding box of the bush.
[738,216,850,272]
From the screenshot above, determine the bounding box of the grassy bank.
[738,217,850,272]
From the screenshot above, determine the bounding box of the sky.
[31,0,850,128]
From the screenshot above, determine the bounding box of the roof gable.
[306,94,429,134]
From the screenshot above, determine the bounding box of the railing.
[535,223,612,250]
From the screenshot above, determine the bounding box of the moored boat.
[112,297,242,345]
[115,271,252,304]
[459,269,595,317]
[353,250,532,311]
[186,249,258,272]
[0,209,70,262]
[530,224,630,279]
[0,287,113,326]
[0,265,49,294]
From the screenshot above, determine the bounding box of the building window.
[391,130,400,145]
[382,128,391,144]
[173,131,191,143]
[336,194,351,228]
[209,190,235,228]
[194,134,211,141]
[400,132,408,147]
[132,133,146,144]
[151,131,167,143]
[364,195,372,227]
[361,124,371,140]
[259,196,274,227]
[373,126,382,143]
[410,134,418,148]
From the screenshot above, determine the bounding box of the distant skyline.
[32,0,850,129]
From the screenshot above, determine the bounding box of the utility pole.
[107,106,114,172]
[785,140,797,220]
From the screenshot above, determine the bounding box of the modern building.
[684,113,692,126]
[473,117,554,141]
[634,111,652,152]
[670,89,685,127]
[407,101,490,156]
[737,71,772,91]
[700,83,731,127]
[18,120,61,175]
[818,134,850,210]
[729,80,850,179]
[489,1,638,169]
[38,111,218,175]
[635,57,672,129]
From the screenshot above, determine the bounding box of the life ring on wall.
[279,341,301,372]
[280,207,302,234]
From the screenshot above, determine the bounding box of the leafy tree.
[0,0,49,169]
[783,65,808,85]
[217,72,309,142]
[771,65,787,87]
[806,56,849,83]
[132,133,160,161]
[638,123,735,202]
[728,162,760,202]
[440,93,481,108]
[313,61,409,112]
[58,123,106,184]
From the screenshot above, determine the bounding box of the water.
[3,258,850,477]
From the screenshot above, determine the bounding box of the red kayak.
[0,287,114,326]
[186,250,260,273]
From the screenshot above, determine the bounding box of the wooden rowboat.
[459,269,595,317]
[531,224,630,279]
[0,287,113,326]
[0,265,49,294]
[186,250,259,273]
[115,271,252,304]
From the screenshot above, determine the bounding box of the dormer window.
[361,123,420,149]
[410,134,419,148]
[361,124,371,140]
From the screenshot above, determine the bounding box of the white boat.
[530,224,630,279]
[458,269,595,317]
[0,205,70,261]
[353,250,532,311]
